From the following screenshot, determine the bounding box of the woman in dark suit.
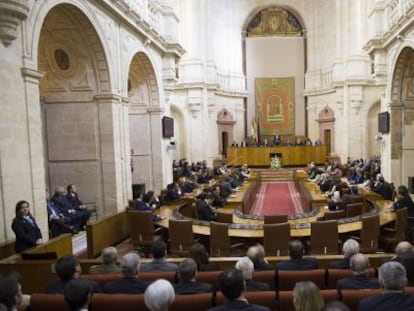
[11,200,43,253]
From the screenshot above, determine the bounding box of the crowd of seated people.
[231,135,323,148]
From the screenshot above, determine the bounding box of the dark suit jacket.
[11,216,42,253]
[276,258,318,270]
[140,258,178,272]
[207,300,270,311]
[174,280,213,294]
[253,262,274,271]
[328,258,351,269]
[337,275,379,299]
[46,278,101,294]
[358,292,414,311]
[103,277,150,294]
[245,280,270,292]
[197,200,217,221]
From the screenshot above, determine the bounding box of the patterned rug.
[250,182,302,216]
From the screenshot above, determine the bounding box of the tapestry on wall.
[255,77,295,136]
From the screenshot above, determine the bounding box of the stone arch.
[29,1,112,92]
[37,3,119,216]
[387,45,414,185]
[217,109,236,156]
[317,106,335,155]
[128,51,163,192]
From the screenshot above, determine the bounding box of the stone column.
[94,94,128,215]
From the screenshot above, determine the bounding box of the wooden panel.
[87,210,129,258]
[0,239,15,260]
[226,146,327,167]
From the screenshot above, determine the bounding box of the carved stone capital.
[0,0,30,46]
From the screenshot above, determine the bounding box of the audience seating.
[91,293,147,311]
[278,289,337,311]
[196,270,222,291]
[29,293,70,311]
[210,221,246,257]
[310,220,339,254]
[140,271,177,283]
[216,291,277,311]
[253,270,276,290]
[127,210,162,256]
[264,214,288,224]
[277,269,326,290]
[326,268,376,289]
[263,222,290,256]
[168,219,196,256]
[170,293,213,311]
[83,274,122,289]
[341,289,383,311]
[380,207,407,251]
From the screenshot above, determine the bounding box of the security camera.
[170,141,176,146]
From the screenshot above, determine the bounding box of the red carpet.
[250,182,302,216]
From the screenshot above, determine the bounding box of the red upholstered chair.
[326,268,376,289]
[170,293,213,311]
[216,291,277,310]
[341,289,383,311]
[90,293,148,311]
[140,271,177,283]
[252,270,277,290]
[278,289,337,311]
[29,294,70,311]
[83,274,122,289]
[277,269,326,291]
[196,270,223,292]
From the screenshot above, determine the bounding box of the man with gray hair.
[174,258,213,294]
[88,247,121,274]
[246,244,273,271]
[328,238,359,269]
[336,253,379,299]
[358,261,414,311]
[235,257,269,291]
[103,252,149,294]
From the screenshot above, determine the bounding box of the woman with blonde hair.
[293,281,324,311]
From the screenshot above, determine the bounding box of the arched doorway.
[128,52,162,192]
[317,106,335,156]
[217,109,236,157]
[388,47,414,185]
[38,4,115,215]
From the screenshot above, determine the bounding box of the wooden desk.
[227,146,327,167]
[155,178,396,239]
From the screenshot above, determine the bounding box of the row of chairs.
[128,207,408,257]
[81,268,376,291]
[27,288,414,311]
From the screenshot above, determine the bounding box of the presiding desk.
[226,145,327,166]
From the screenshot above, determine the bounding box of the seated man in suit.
[46,254,101,294]
[246,244,273,271]
[103,252,150,294]
[380,241,414,265]
[276,240,318,270]
[336,253,379,299]
[196,192,217,222]
[174,258,213,294]
[46,189,76,236]
[52,186,84,230]
[140,240,178,273]
[235,257,270,291]
[207,269,270,311]
[358,261,414,311]
[328,238,360,269]
[88,246,121,274]
[66,184,91,227]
